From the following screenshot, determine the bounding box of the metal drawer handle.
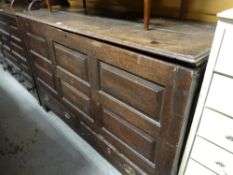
[123,164,136,175]
[64,112,71,120]
[215,161,225,168]
[107,147,111,154]
[225,136,233,142]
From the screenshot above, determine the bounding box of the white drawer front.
[198,108,233,153]
[206,74,233,118]
[215,26,233,77]
[185,159,216,175]
[191,137,233,175]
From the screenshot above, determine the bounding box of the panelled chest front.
[17,14,213,175]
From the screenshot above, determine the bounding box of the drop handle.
[27,87,35,92]
[215,161,226,168]
[123,164,136,175]
[225,136,233,142]
[64,112,71,120]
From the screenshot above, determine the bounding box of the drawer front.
[78,121,146,175]
[206,74,233,118]
[215,25,233,77]
[198,108,233,153]
[185,159,216,175]
[102,108,156,162]
[191,137,233,175]
[39,89,77,127]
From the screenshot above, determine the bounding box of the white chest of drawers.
[179,9,233,175]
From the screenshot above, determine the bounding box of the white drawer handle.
[225,136,233,142]
[215,161,225,168]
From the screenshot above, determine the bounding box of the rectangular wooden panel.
[10,41,26,59]
[92,39,172,86]
[12,50,27,63]
[102,108,156,162]
[9,24,22,40]
[34,64,55,89]
[100,62,164,122]
[27,32,49,59]
[61,80,91,115]
[54,43,88,81]
[31,50,53,72]
[56,66,90,96]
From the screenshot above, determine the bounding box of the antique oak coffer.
[0,9,214,175]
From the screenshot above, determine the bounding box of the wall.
[69,0,233,23]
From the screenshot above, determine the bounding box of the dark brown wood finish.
[0,11,37,96]
[16,15,210,175]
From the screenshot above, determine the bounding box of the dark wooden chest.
[1,9,215,175]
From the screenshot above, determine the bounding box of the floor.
[0,66,121,175]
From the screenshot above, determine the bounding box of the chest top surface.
[16,9,215,67]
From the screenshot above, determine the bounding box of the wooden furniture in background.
[0,11,38,98]
[179,9,233,175]
[44,0,152,30]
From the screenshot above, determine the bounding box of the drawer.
[185,159,216,175]
[215,26,233,77]
[198,108,233,153]
[191,137,233,175]
[79,121,146,175]
[206,74,233,118]
[39,89,77,126]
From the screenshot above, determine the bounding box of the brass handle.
[64,112,71,120]
[107,147,111,154]
[215,161,225,168]
[123,164,136,175]
[225,136,233,142]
